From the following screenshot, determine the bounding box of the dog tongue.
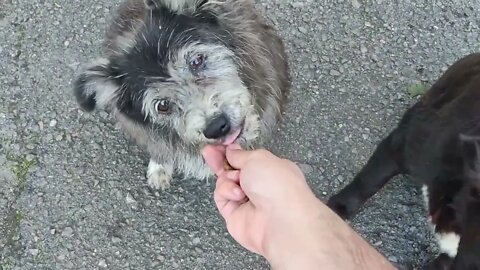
[222,128,242,145]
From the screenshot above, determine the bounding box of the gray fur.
[74,0,290,190]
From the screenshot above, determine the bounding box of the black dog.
[327,53,480,269]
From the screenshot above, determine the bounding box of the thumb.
[225,144,252,169]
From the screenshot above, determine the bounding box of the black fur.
[73,3,231,124]
[327,53,480,269]
[73,73,97,112]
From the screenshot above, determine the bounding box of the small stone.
[298,26,308,34]
[360,45,367,54]
[26,144,35,150]
[55,134,63,141]
[374,241,383,246]
[112,237,121,243]
[50,228,56,235]
[61,227,73,237]
[291,2,304,8]
[126,193,136,204]
[157,255,165,262]
[38,121,44,130]
[307,150,314,159]
[98,259,107,268]
[330,69,341,76]
[297,163,314,174]
[388,256,398,263]
[29,249,39,256]
[192,237,201,245]
[352,0,361,9]
[49,119,57,127]
[64,40,70,47]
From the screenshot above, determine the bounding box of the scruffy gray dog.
[73,0,290,190]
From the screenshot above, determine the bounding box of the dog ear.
[73,58,120,112]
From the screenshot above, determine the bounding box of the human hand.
[202,145,396,270]
[201,145,320,260]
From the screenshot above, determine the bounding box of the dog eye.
[155,99,171,114]
[189,54,206,72]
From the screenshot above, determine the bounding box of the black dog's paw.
[327,194,361,220]
[422,254,452,270]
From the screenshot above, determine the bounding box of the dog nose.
[203,114,231,139]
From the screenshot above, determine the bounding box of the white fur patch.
[156,0,200,13]
[82,58,119,108]
[435,232,460,257]
[147,160,173,190]
[422,185,460,257]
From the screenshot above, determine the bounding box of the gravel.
[1,0,479,269]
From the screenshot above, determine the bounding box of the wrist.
[261,197,326,269]
[262,198,396,270]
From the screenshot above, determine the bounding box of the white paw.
[147,160,173,190]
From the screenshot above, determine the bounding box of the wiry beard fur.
[73,0,290,190]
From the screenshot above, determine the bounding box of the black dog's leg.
[422,254,453,270]
[327,131,404,219]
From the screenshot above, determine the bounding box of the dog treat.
[223,161,233,171]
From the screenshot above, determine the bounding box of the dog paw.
[147,171,171,190]
[326,194,361,220]
[147,160,173,190]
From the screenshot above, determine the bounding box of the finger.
[214,182,245,219]
[216,178,246,202]
[225,170,240,182]
[201,145,227,175]
[225,146,253,170]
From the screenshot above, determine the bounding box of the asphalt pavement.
[1,0,480,269]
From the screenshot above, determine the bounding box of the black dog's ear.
[73,58,120,112]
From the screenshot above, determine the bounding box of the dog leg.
[327,131,404,219]
[147,159,174,190]
[422,253,452,270]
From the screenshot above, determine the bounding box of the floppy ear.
[73,58,120,112]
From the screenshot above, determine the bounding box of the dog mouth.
[221,127,243,145]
